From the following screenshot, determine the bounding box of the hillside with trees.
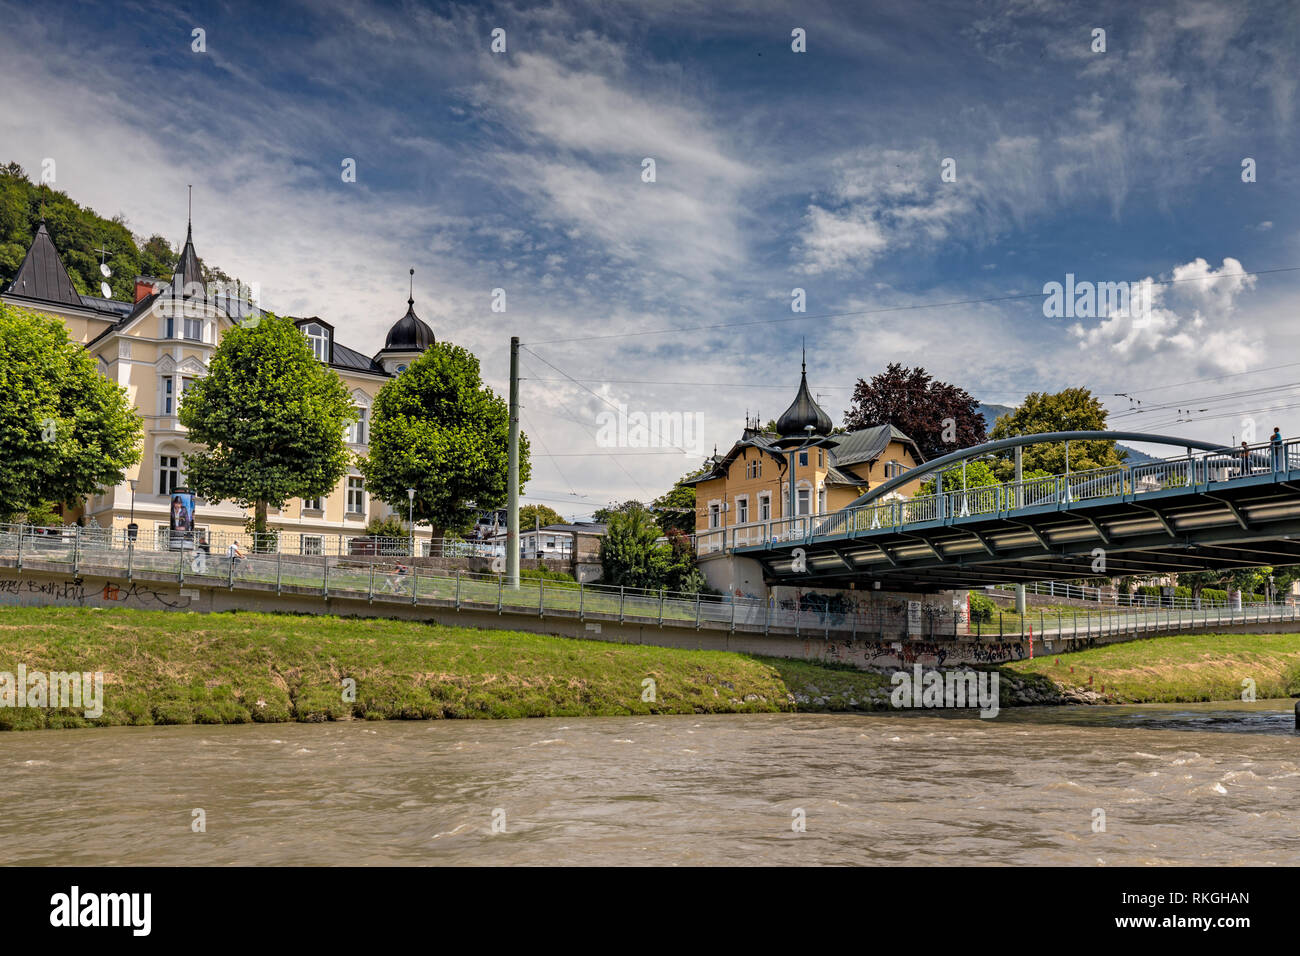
[0,162,234,299]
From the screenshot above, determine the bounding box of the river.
[2,701,1297,866]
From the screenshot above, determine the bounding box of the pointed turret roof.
[5,220,82,307]
[173,222,204,299]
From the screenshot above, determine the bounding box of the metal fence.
[4,522,1298,642]
[990,581,1274,611]
[695,437,1300,554]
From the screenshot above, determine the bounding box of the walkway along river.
[2,701,1297,865]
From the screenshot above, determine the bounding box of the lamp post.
[127,478,138,543]
[407,488,415,558]
[785,425,822,527]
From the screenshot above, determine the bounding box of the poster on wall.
[170,491,196,549]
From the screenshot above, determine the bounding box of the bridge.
[694,433,1300,593]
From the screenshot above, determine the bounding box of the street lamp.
[407,488,416,557]
[127,478,138,543]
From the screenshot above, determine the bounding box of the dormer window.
[304,323,329,362]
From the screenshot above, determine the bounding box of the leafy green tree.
[600,507,667,589]
[593,500,648,523]
[918,459,1001,496]
[843,363,987,459]
[361,342,527,538]
[990,388,1125,480]
[651,473,698,535]
[0,302,142,519]
[178,313,355,543]
[0,162,231,300]
[520,504,564,529]
[599,509,703,593]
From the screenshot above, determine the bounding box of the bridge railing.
[4,524,1298,643]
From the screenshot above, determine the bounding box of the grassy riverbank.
[0,607,892,730]
[1006,631,1300,702]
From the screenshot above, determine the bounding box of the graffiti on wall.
[0,577,191,609]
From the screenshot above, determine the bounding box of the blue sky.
[3,0,1298,517]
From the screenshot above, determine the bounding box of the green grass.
[0,606,892,731]
[1006,631,1300,702]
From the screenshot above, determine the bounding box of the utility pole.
[1015,443,1026,616]
[507,336,521,589]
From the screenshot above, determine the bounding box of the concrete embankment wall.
[4,560,1296,670]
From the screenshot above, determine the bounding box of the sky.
[3,0,1299,519]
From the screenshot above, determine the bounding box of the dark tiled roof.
[831,424,920,467]
[331,341,389,376]
[540,523,607,534]
[6,221,82,306]
[79,294,134,317]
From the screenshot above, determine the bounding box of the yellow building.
[685,358,924,546]
[2,218,436,552]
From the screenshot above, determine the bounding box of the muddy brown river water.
[2,701,1296,865]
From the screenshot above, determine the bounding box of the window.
[759,494,771,521]
[884,460,905,478]
[799,451,808,467]
[346,477,366,515]
[709,503,720,529]
[797,489,810,516]
[304,323,329,362]
[302,496,323,512]
[300,535,323,556]
[158,456,181,495]
[818,484,826,514]
[818,449,824,468]
[396,364,408,373]
[183,316,202,341]
[347,407,368,445]
[163,377,174,415]
[737,497,749,524]
[164,315,175,338]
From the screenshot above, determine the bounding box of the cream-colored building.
[685,359,925,545]
[2,219,436,552]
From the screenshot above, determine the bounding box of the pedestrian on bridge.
[1272,427,1284,471]
[1238,441,1252,476]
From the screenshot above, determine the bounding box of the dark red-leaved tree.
[842,363,986,461]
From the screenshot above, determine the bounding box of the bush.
[968,591,996,624]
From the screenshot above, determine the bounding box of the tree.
[989,387,1125,480]
[178,312,355,542]
[361,342,527,537]
[520,504,564,529]
[651,472,699,535]
[0,162,232,301]
[593,500,648,523]
[0,302,142,520]
[843,363,986,460]
[917,459,1001,496]
[599,507,702,592]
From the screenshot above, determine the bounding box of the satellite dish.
[100,281,112,297]
[99,262,112,278]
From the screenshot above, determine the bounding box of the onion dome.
[776,355,832,439]
[379,268,435,353]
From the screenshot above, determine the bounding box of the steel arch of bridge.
[846,430,1233,509]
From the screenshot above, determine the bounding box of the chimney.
[134,277,159,303]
